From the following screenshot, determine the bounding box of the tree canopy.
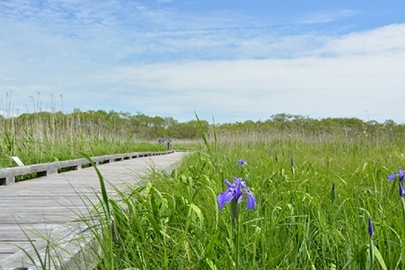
[2,110,404,141]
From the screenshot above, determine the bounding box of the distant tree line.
[215,113,405,143]
[1,110,404,142]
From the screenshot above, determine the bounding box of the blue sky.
[1,0,405,123]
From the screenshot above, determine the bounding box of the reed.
[0,111,167,168]
[2,93,405,268]
[83,128,405,269]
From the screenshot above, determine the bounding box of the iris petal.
[368,218,374,237]
[246,192,257,210]
[399,168,405,180]
[400,182,405,197]
[236,159,247,166]
[387,173,397,181]
[217,189,234,210]
[225,179,234,188]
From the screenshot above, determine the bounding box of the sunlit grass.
[0,113,168,168]
[84,135,405,269]
[4,108,405,269]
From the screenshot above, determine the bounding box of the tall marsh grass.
[0,111,167,169]
[84,132,405,269]
[2,97,405,268]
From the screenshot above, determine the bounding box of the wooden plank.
[0,151,188,270]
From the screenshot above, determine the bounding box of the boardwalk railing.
[0,150,187,270]
[0,151,174,186]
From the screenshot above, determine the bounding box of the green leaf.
[373,245,388,270]
[189,203,204,228]
[206,258,219,270]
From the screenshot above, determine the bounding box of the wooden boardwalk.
[0,151,188,270]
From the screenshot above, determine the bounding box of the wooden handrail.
[0,151,174,186]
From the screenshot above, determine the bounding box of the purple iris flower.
[217,177,256,211]
[400,182,405,197]
[236,159,247,166]
[387,167,405,181]
[368,217,374,237]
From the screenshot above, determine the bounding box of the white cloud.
[320,24,405,56]
[93,24,405,122]
[0,1,404,123]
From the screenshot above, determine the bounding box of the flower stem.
[231,202,241,269]
[401,197,405,218]
[369,238,374,268]
[234,221,240,270]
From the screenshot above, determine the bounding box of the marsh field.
[101,134,405,270]
[1,111,405,269]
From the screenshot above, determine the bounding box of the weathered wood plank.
[0,151,188,270]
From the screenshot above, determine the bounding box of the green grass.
[83,136,405,269]
[3,110,405,269]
